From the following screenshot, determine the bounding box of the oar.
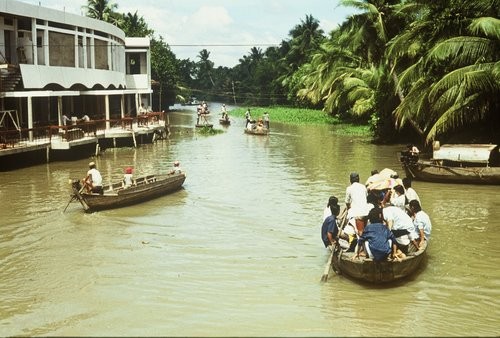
[321,249,334,282]
[63,180,86,212]
[63,195,75,212]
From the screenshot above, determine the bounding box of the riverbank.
[229,106,372,137]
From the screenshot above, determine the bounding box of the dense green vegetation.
[84,0,500,147]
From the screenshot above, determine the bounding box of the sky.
[20,0,356,68]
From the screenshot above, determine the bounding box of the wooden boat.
[69,172,186,212]
[195,123,213,128]
[244,126,269,135]
[219,118,230,125]
[400,143,500,185]
[331,240,427,283]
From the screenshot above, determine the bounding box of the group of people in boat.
[321,169,432,262]
[81,160,183,194]
[245,109,270,132]
[196,101,210,125]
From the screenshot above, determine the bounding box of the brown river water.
[1,104,499,336]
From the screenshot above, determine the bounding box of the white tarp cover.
[433,144,498,163]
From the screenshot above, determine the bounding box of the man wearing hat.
[84,161,103,194]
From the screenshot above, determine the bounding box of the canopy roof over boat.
[433,144,499,163]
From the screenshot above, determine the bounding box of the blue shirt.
[321,215,339,247]
[358,222,396,261]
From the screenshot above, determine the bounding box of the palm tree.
[82,0,120,25]
[390,0,500,143]
[120,11,154,37]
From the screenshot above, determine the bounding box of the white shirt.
[382,206,418,240]
[405,187,421,205]
[345,182,368,218]
[123,173,133,187]
[390,193,406,210]
[87,168,102,187]
[413,210,432,239]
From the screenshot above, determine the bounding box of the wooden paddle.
[63,180,85,212]
[321,248,334,282]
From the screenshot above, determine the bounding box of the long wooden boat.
[400,144,500,185]
[70,172,186,212]
[331,240,427,283]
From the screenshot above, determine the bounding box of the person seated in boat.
[122,167,136,188]
[402,177,421,207]
[382,205,419,256]
[384,184,406,210]
[169,160,182,175]
[345,172,368,236]
[83,161,103,195]
[321,196,341,250]
[255,118,265,132]
[202,101,209,114]
[408,200,431,249]
[355,207,399,262]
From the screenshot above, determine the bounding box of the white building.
[0,0,152,132]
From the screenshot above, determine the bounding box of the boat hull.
[332,240,427,283]
[244,128,269,135]
[401,161,500,185]
[72,173,186,212]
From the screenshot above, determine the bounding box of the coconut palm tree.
[390,0,500,143]
[82,0,121,26]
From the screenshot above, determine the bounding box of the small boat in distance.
[69,172,186,212]
[181,97,199,106]
[400,143,500,185]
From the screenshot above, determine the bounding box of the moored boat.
[69,172,186,212]
[400,143,500,185]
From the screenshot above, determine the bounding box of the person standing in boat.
[263,112,270,129]
[356,207,399,261]
[83,161,103,195]
[321,196,340,250]
[408,200,432,249]
[221,104,228,120]
[245,109,252,128]
[345,172,368,236]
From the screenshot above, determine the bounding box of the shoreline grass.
[230,106,372,137]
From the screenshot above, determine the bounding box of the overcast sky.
[21,0,356,67]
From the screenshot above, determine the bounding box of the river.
[1,104,499,336]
